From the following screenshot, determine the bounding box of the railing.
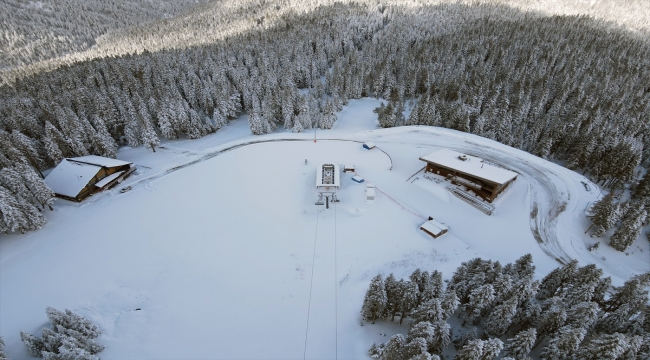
[446,186,494,215]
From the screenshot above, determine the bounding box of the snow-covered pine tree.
[485,296,518,337]
[411,298,445,325]
[462,284,495,325]
[503,328,536,360]
[596,303,642,335]
[403,337,429,360]
[453,327,478,351]
[441,290,460,319]
[481,338,503,360]
[384,274,399,320]
[565,301,601,330]
[605,273,650,313]
[537,260,578,300]
[539,325,586,360]
[361,274,387,324]
[430,321,451,355]
[504,254,535,281]
[21,331,45,357]
[534,299,567,347]
[15,163,54,211]
[320,100,337,129]
[408,321,435,347]
[399,281,420,325]
[0,337,7,360]
[577,332,629,360]
[382,334,406,360]
[609,205,646,251]
[454,339,483,360]
[589,191,620,237]
[21,307,104,359]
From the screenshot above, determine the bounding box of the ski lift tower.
[316,163,340,208]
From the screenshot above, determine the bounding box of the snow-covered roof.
[95,171,125,188]
[69,155,132,168]
[419,149,517,185]
[44,160,101,198]
[420,219,449,236]
[316,163,340,189]
[363,142,376,149]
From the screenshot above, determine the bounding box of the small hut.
[363,142,376,150]
[366,183,376,201]
[420,218,449,238]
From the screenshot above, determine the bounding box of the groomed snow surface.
[1,98,649,359]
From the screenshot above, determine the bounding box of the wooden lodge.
[44,156,136,202]
[419,149,517,203]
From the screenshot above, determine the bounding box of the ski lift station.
[316,163,340,190]
[316,163,340,207]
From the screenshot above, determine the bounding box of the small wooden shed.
[420,218,449,238]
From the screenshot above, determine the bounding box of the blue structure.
[363,142,376,150]
[352,175,364,183]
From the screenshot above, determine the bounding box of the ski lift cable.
[334,201,338,360]
[303,205,320,360]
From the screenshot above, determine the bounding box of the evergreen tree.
[454,339,483,360]
[441,290,460,319]
[399,281,420,324]
[430,321,451,355]
[537,260,578,300]
[384,274,403,321]
[589,192,620,237]
[610,207,646,251]
[605,273,650,313]
[565,301,601,329]
[361,274,387,324]
[383,334,407,360]
[480,338,503,360]
[403,338,429,360]
[503,328,536,360]
[578,332,629,360]
[21,331,45,357]
[0,337,7,360]
[485,296,518,337]
[540,325,586,360]
[462,284,495,325]
[411,298,445,325]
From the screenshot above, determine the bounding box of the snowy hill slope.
[1,99,648,359]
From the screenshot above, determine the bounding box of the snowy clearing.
[1,99,648,359]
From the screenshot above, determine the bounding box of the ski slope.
[1,98,648,359]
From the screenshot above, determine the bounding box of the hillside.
[1,0,650,358]
[1,101,647,358]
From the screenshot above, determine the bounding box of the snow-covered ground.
[1,98,648,359]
